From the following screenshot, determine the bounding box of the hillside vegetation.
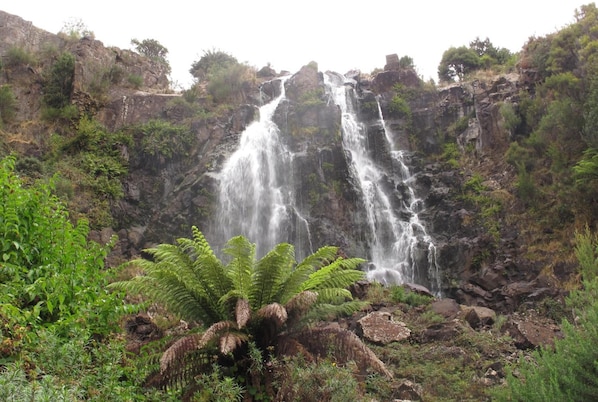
[0,3,598,401]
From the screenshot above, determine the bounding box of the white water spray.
[325,72,441,293]
[216,77,313,258]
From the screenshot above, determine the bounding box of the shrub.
[493,229,598,401]
[127,74,143,89]
[0,85,17,126]
[390,285,433,307]
[4,46,36,68]
[43,52,75,110]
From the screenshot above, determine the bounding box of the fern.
[112,227,385,398]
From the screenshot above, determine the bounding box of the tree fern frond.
[160,333,204,374]
[314,287,354,303]
[251,242,295,308]
[275,246,338,304]
[285,291,319,329]
[291,324,392,378]
[220,332,249,355]
[257,302,288,328]
[302,300,369,323]
[285,291,318,316]
[236,298,251,329]
[223,235,255,300]
[109,267,224,324]
[300,257,366,292]
[200,320,237,341]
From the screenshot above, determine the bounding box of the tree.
[131,38,170,70]
[109,227,391,398]
[189,49,238,81]
[399,55,415,69]
[43,52,75,109]
[437,46,480,82]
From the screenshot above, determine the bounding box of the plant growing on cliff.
[131,38,170,72]
[493,228,598,401]
[0,85,17,127]
[43,52,75,113]
[109,227,391,399]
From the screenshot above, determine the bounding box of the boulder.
[395,379,423,401]
[420,320,466,343]
[462,305,496,329]
[503,314,562,349]
[357,311,411,344]
[431,298,460,319]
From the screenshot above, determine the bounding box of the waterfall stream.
[216,76,313,259]
[215,71,440,293]
[325,72,441,293]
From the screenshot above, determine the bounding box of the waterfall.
[216,77,313,259]
[325,72,441,293]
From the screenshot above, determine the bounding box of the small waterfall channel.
[325,72,441,293]
[216,76,313,259]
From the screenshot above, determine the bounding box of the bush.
[43,52,75,110]
[4,46,36,68]
[0,85,17,126]
[390,285,433,307]
[275,356,366,401]
[493,228,598,401]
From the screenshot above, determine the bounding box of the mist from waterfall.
[216,76,313,259]
[325,72,441,293]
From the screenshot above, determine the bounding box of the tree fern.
[222,235,255,301]
[111,227,389,399]
[251,242,295,308]
[275,245,339,304]
[300,257,366,292]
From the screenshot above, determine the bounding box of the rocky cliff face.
[0,10,561,314]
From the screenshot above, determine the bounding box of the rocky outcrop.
[0,11,562,317]
[357,311,411,344]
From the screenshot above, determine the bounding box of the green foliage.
[131,38,169,67]
[43,52,75,111]
[111,227,366,326]
[127,73,143,88]
[438,46,481,82]
[441,142,461,168]
[108,227,388,397]
[275,356,366,401]
[583,78,598,147]
[132,119,194,165]
[192,364,244,402]
[3,46,36,68]
[514,162,537,205]
[390,285,433,307]
[0,156,125,335]
[190,49,238,81]
[494,228,598,401]
[574,147,598,184]
[56,117,130,201]
[0,85,17,126]
[499,102,521,134]
[207,62,255,104]
[399,55,415,69]
[389,95,411,119]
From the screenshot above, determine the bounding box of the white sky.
[2,1,589,89]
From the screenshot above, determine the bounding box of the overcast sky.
[2,1,589,89]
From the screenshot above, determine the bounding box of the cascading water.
[325,72,441,293]
[216,77,313,259]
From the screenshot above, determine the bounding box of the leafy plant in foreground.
[109,227,392,398]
